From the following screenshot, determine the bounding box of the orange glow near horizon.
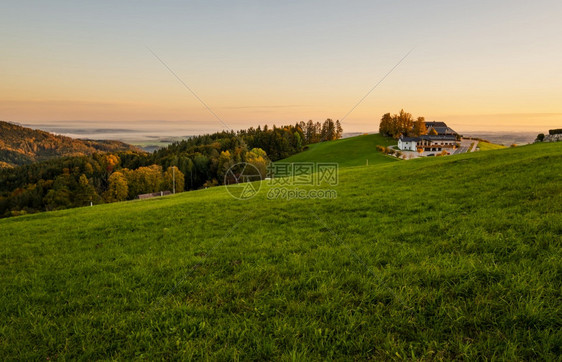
[2,96,560,134]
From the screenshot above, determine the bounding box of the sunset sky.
[1,0,561,135]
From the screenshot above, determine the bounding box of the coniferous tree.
[74,174,100,206]
[336,120,343,139]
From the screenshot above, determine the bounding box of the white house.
[397,122,460,153]
[398,134,459,152]
[397,136,418,151]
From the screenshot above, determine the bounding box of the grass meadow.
[281,133,397,167]
[1,138,561,359]
[478,141,507,151]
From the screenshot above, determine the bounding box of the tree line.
[0,119,342,218]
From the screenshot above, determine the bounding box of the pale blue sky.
[1,0,561,133]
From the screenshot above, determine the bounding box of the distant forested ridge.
[0,119,342,217]
[0,121,141,168]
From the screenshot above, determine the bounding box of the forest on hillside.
[0,121,141,168]
[0,119,342,218]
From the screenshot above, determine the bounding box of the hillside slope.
[0,121,141,167]
[478,141,506,151]
[281,133,397,167]
[1,143,561,359]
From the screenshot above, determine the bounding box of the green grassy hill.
[478,141,507,151]
[1,141,561,359]
[282,133,397,167]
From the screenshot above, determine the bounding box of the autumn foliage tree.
[412,117,427,136]
[162,166,185,193]
[123,165,163,198]
[379,110,422,138]
[104,171,128,202]
[244,148,268,179]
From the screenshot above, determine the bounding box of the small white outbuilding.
[398,136,418,151]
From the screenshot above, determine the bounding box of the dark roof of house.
[419,135,458,141]
[425,121,448,128]
[399,136,419,142]
[400,134,458,142]
[431,126,458,135]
